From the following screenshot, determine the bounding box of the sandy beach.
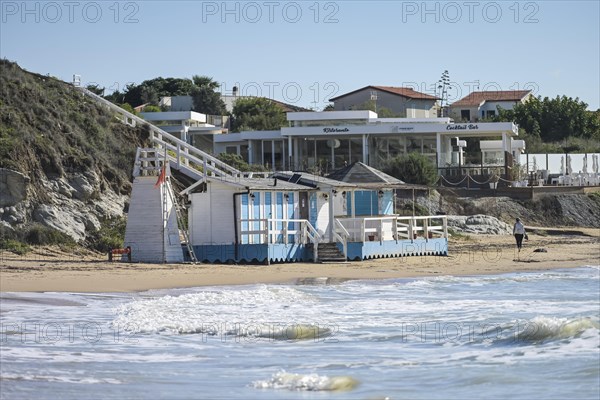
[1,231,598,293]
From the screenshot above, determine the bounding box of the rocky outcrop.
[1,170,128,243]
[0,168,29,207]
[447,214,513,235]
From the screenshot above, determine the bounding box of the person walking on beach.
[513,218,526,252]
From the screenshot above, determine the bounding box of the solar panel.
[289,173,302,184]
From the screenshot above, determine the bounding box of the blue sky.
[1,0,599,110]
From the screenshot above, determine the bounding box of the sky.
[1,0,599,110]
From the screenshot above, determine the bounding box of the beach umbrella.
[532,156,538,173]
[560,156,565,175]
[593,155,599,173]
[567,155,572,175]
[583,154,588,174]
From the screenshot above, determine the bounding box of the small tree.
[231,97,287,132]
[191,75,226,116]
[383,153,438,185]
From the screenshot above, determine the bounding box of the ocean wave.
[485,316,599,345]
[0,373,122,385]
[252,371,359,391]
[111,286,327,337]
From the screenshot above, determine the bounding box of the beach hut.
[182,175,323,263]
[181,162,447,264]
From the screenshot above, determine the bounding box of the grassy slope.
[0,60,150,251]
[0,59,149,199]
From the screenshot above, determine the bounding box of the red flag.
[154,164,166,188]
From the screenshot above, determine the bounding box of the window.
[461,110,470,121]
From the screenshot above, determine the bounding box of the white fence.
[336,215,448,243]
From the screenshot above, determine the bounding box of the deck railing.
[336,215,448,243]
[239,218,321,260]
[333,219,349,259]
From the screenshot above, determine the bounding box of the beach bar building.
[214,111,523,185]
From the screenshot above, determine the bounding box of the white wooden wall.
[124,176,183,263]
[315,191,330,240]
[189,182,235,245]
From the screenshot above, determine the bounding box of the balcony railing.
[336,215,448,243]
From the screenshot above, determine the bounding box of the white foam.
[0,372,122,384]
[111,286,325,336]
[252,371,359,391]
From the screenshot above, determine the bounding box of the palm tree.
[192,75,220,90]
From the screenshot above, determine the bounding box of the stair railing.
[75,85,244,180]
[333,219,349,260]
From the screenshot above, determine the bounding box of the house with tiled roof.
[330,85,440,118]
[449,90,532,122]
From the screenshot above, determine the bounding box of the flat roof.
[140,111,207,122]
[181,176,313,194]
[287,110,376,121]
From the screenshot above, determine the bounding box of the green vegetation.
[0,60,153,253]
[0,223,75,255]
[89,217,127,253]
[217,153,268,172]
[190,75,227,116]
[0,59,149,196]
[103,75,228,116]
[396,202,430,216]
[142,105,161,113]
[495,96,600,152]
[383,153,438,185]
[105,77,196,107]
[0,238,31,255]
[230,97,287,132]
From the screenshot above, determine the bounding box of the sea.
[1,266,599,400]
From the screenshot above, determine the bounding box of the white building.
[215,111,523,181]
[449,90,532,121]
[139,111,229,153]
[330,85,440,118]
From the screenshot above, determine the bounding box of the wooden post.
[361,219,366,242]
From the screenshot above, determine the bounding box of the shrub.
[217,153,268,172]
[24,224,75,246]
[142,105,161,113]
[89,217,127,253]
[0,239,30,255]
[383,153,438,185]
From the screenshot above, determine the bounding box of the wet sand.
[1,232,598,293]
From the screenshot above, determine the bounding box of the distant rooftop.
[330,85,440,101]
[450,90,532,107]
